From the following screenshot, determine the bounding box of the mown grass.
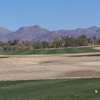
[0,47,99,55]
[0,79,100,100]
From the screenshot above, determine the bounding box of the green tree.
[96,39,100,45]
[77,35,88,46]
[63,36,77,47]
[51,38,63,48]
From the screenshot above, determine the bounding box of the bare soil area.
[0,53,100,80]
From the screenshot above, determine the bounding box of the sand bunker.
[81,62,100,66]
[0,54,100,80]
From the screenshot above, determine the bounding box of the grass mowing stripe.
[0,79,100,100]
[0,47,99,55]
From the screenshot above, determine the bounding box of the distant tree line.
[0,35,100,51]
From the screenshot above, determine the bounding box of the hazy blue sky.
[0,0,100,30]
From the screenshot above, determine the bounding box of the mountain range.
[0,25,100,42]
